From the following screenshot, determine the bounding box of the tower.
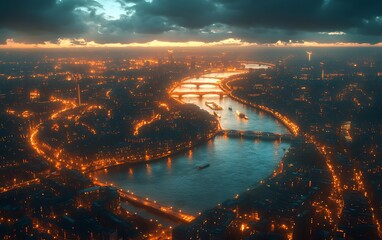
[307,51,312,62]
[320,62,325,80]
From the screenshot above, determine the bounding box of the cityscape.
[1,0,382,240]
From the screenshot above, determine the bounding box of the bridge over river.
[119,189,195,223]
[218,130,294,142]
[93,65,296,225]
[175,81,220,88]
[94,180,195,223]
[171,91,226,98]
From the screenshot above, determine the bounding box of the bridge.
[177,81,220,88]
[238,61,276,68]
[217,130,294,142]
[171,91,226,98]
[118,189,195,223]
[192,75,227,80]
[93,180,195,223]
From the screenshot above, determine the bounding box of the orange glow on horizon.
[1,38,381,49]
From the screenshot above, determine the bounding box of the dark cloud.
[132,0,217,29]
[1,0,382,44]
[113,0,382,43]
[356,17,382,37]
[216,0,325,30]
[0,0,101,34]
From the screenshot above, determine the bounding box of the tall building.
[307,51,313,62]
[320,62,325,80]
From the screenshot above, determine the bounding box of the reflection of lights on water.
[274,149,279,157]
[146,164,152,175]
[167,158,172,169]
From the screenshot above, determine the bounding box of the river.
[93,65,290,222]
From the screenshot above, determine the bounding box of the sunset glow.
[2,38,382,49]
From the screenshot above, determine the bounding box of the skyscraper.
[320,62,325,80]
[307,51,313,62]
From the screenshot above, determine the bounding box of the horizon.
[1,38,382,49]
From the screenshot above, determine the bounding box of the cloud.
[0,0,101,34]
[132,0,217,29]
[0,37,256,48]
[1,0,382,45]
[213,0,382,33]
[111,0,382,43]
[2,37,382,49]
[319,32,346,35]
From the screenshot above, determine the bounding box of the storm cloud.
[1,0,382,45]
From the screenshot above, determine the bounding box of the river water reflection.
[94,68,290,217]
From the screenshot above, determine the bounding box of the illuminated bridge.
[118,189,195,223]
[239,61,276,68]
[218,130,294,142]
[177,81,220,88]
[192,75,226,80]
[171,91,226,98]
[94,180,195,223]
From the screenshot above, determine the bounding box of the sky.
[0,0,382,48]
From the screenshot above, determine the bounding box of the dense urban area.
[1,48,382,239]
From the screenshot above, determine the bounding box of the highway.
[0,178,40,193]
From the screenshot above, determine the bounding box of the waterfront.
[94,69,290,217]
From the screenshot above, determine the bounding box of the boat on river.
[205,101,223,110]
[236,110,249,120]
[213,111,221,118]
[197,163,210,170]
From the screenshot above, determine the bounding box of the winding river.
[93,65,290,221]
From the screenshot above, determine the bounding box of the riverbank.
[94,68,291,222]
[86,127,220,173]
[219,75,299,136]
[173,75,343,239]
